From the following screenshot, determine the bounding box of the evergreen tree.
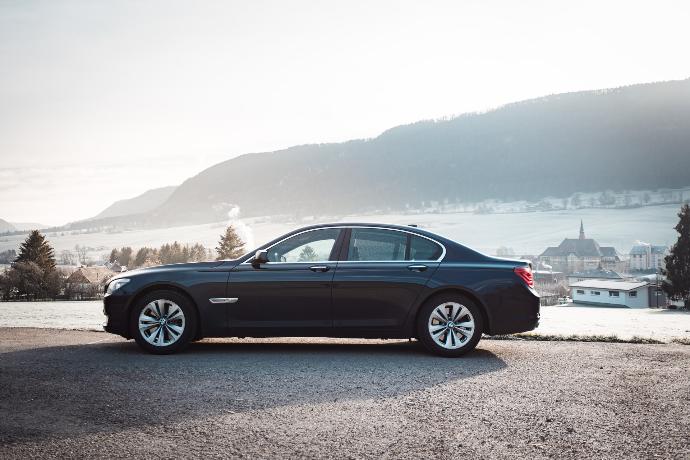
[170,242,184,263]
[216,225,245,260]
[117,247,133,266]
[0,269,13,300]
[10,261,44,299]
[190,243,207,262]
[134,247,152,267]
[662,204,690,308]
[15,230,56,272]
[43,269,64,299]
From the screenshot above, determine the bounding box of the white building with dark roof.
[567,267,623,285]
[570,279,652,308]
[538,221,621,274]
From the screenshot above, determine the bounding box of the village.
[532,221,673,308]
[0,218,678,311]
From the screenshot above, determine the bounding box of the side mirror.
[252,249,269,266]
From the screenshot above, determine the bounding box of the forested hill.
[93,78,690,228]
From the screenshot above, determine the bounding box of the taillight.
[514,265,534,288]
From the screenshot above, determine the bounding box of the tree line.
[108,225,246,269]
[0,225,247,301]
[109,242,212,269]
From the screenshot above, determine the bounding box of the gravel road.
[1,328,688,459]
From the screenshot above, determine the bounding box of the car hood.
[108,260,236,282]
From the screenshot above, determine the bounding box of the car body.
[103,223,540,356]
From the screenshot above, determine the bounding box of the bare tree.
[59,249,75,266]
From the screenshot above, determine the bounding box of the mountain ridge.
[92,186,178,220]
[74,78,690,230]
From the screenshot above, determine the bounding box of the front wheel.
[416,294,484,357]
[130,290,197,354]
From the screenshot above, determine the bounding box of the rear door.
[331,227,443,329]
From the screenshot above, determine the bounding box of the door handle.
[309,265,330,272]
[407,264,428,272]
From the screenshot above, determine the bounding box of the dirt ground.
[1,328,688,459]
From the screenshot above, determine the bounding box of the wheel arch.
[413,287,492,335]
[127,283,202,340]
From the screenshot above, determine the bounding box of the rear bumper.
[103,294,131,338]
[488,287,540,335]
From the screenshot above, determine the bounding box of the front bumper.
[103,294,131,338]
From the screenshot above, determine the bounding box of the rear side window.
[410,235,443,260]
[346,228,443,261]
[348,228,406,261]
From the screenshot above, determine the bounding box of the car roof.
[289,222,449,241]
[242,222,492,264]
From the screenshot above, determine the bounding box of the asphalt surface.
[0,328,688,459]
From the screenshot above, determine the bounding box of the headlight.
[106,278,131,296]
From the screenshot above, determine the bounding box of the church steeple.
[579,220,585,240]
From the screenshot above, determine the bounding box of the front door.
[227,228,343,333]
[332,227,442,329]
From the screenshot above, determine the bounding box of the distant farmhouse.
[629,244,667,272]
[538,221,621,274]
[65,266,113,299]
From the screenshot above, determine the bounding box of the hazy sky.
[2,0,690,226]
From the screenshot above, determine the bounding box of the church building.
[538,221,621,274]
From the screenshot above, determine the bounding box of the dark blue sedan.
[103,223,539,357]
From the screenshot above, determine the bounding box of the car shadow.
[0,339,506,444]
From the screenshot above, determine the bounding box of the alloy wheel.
[138,299,186,347]
[427,302,475,349]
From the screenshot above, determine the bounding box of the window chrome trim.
[240,225,446,265]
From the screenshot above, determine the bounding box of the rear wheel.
[417,294,483,357]
[130,290,197,354]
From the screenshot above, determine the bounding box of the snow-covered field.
[534,304,690,341]
[1,301,688,342]
[0,204,681,260]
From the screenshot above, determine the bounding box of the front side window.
[348,228,406,261]
[629,291,637,297]
[267,228,340,263]
[576,289,585,294]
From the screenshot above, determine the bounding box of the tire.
[130,290,197,355]
[416,293,484,357]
